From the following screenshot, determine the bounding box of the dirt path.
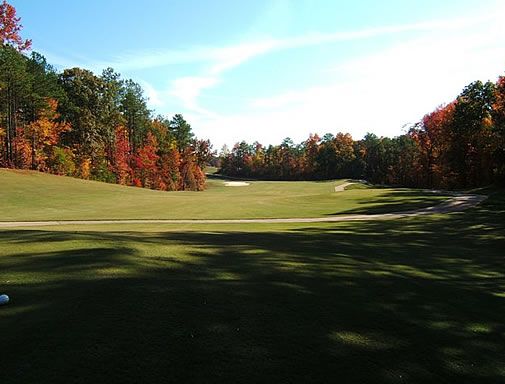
[0,194,486,228]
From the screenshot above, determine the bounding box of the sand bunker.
[224,181,250,187]
[334,182,354,192]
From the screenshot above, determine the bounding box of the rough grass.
[0,190,504,383]
[0,169,449,221]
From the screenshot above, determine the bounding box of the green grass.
[1,170,503,383]
[0,169,449,221]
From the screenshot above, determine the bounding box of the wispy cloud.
[137,79,164,107]
[150,7,499,116]
[47,7,496,74]
[88,8,496,74]
[169,76,221,116]
[40,1,505,147]
[200,16,505,148]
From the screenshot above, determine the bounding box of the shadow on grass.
[206,173,258,182]
[330,190,454,215]
[0,194,504,383]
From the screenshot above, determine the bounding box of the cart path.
[334,182,354,192]
[0,193,487,228]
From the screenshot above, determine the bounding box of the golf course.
[1,169,504,383]
[0,169,456,221]
[2,0,505,382]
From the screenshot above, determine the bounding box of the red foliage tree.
[159,144,181,191]
[179,147,205,191]
[302,134,320,177]
[492,76,505,181]
[112,126,132,185]
[0,0,31,51]
[133,131,160,189]
[410,102,455,187]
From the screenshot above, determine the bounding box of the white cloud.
[164,41,280,114]
[45,4,496,75]
[193,12,505,148]
[82,6,497,74]
[138,80,164,107]
[169,76,221,116]
[208,40,280,74]
[45,1,504,148]
[148,3,503,122]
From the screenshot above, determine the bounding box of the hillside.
[0,169,449,221]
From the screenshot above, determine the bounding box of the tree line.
[220,77,505,189]
[3,0,504,191]
[0,1,212,191]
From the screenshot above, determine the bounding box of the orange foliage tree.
[24,99,71,171]
[134,131,160,189]
[112,126,132,185]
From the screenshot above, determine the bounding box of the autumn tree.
[6,0,505,192]
[159,144,181,191]
[0,2,209,191]
[111,126,131,185]
[410,103,455,187]
[251,141,265,176]
[302,134,320,178]
[24,99,70,170]
[193,139,214,168]
[0,0,31,51]
[315,133,355,179]
[133,131,160,189]
[449,80,495,187]
[179,146,205,191]
[58,68,106,175]
[492,76,505,183]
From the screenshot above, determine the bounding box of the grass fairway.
[0,169,450,220]
[0,171,504,383]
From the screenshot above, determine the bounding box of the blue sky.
[12,0,505,149]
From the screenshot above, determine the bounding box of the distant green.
[0,169,448,221]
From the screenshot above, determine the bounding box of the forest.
[220,78,505,189]
[2,0,505,191]
[0,1,212,191]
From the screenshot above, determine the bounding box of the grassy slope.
[0,169,449,220]
[0,186,504,382]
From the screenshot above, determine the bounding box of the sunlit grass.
[0,168,450,220]
[330,331,402,350]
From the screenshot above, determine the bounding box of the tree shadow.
[0,196,504,383]
[330,190,454,215]
[206,173,258,182]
